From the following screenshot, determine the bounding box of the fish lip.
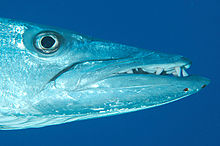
[84,74,210,96]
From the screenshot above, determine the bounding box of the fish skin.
[0,18,209,130]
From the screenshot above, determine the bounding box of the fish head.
[0,18,209,129]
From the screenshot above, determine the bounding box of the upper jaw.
[111,52,192,78]
[116,56,192,77]
[54,51,193,90]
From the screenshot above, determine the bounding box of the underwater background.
[0,0,219,146]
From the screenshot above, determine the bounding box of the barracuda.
[0,18,209,130]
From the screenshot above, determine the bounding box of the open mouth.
[116,63,191,77]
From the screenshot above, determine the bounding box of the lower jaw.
[86,74,209,90]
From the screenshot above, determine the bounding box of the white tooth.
[175,67,181,77]
[127,70,133,74]
[140,68,146,73]
[145,69,155,73]
[182,68,189,77]
[184,64,191,69]
[172,71,178,76]
[156,68,163,75]
[166,70,173,74]
[142,67,152,73]
[118,71,124,74]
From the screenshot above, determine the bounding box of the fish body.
[0,18,209,130]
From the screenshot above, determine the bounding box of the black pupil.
[41,36,56,49]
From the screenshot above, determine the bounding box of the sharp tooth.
[142,67,156,73]
[156,68,163,75]
[175,67,181,77]
[142,68,149,72]
[127,70,133,74]
[144,69,155,73]
[182,68,189,77]
[172,71,178,76]
[166,70,173,74]
[118,71,125,74]
[184,64,191,69]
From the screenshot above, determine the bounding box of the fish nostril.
[184,88,189,92]
[201,85,207,88]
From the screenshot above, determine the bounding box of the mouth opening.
[115,63,191,77]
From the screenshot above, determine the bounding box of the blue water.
[0,0,219,146]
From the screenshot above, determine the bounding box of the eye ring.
[34,31,61,54]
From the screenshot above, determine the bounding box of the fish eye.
[34,31,61,54]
